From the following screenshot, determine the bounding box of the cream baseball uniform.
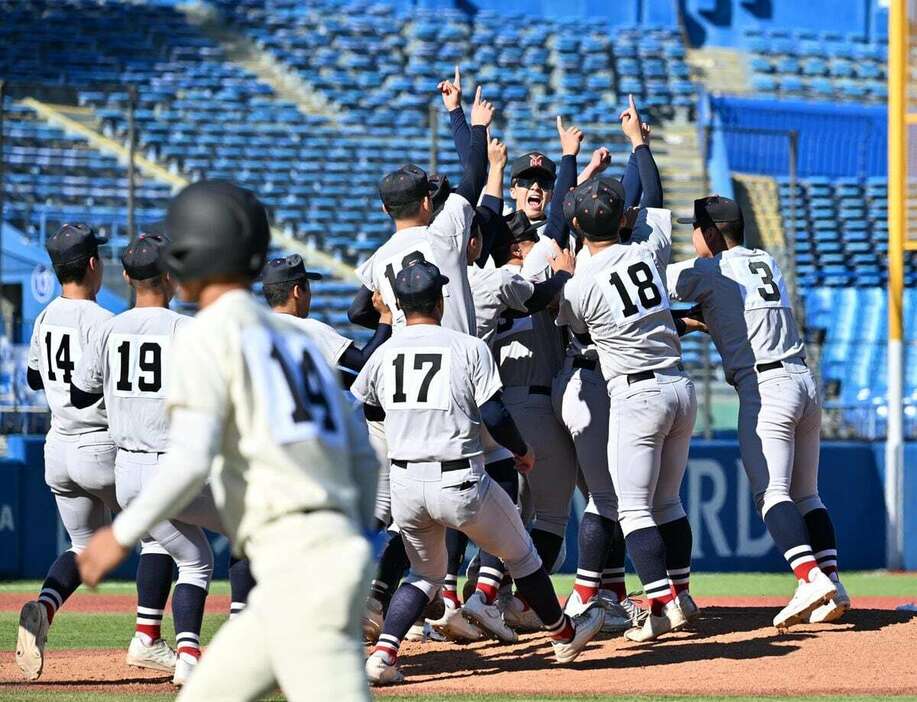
[27,297,117,551]
[73,306,223,590]
[556,208,696,537]
[111,290,379,702]
[357,193,476,334]
[667,247,823,517]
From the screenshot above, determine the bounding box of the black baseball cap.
[571,176,626,240]
[504,210,541,244]
[46,223,107,265]
[393,259,449,309]
[261,254,323,286]
[121,233,168,280]
[429,174,452,217]
[677,196,744,228]
[511,151,557,183]
[379,164,434,208]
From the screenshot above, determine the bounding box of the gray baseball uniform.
[351,324,542,598]
[27,297,117,551]
[73,306,224,589]
[492,256,577,541]
[277,314,352,368]
[667,247,823,517]
[556,208,696,536]
[356,193,476,335]
[552,246,617,522]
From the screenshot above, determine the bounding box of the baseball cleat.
[501,595,543,632]
[404,620,445,642]
[624,600,686,642]
[172,651,199,687]
[463,591,518,643]
[676,591,701,624]
[365,653,404,686]
[429,602,484,643]
[462,555,481,602]
[16,601,49,681]
[564,590,605,632]
[809,579,850,624]
[599,594,646,633]
[361,597,384,644]
[126,633,176,672]
[552,606,604,664]
[773,570,837,631]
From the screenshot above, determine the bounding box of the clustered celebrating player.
[13,69,849,700]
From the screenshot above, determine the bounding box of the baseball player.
[556,176,697,643]
[76,180,379,702]
[557,98,663,632]
[262,253,392,380]
[70,233,253,685]
[352,260,603,685]
[348,84,494,334]
[16,224,172,681]
[667,196,844,629]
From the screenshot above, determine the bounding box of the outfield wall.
[0,435,908,578]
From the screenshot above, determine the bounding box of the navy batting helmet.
[162,180,270,282]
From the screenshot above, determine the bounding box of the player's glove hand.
[470,86,495,127]
[437,65,462,112]
[556,115,584,157]
[77,527,130,588]
[514,446,535,474]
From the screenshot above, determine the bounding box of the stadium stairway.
[178,1,338,121]
[686,47,752,95]
[732,173,785,250]
[17,98,354,280]
[653,122,705,260]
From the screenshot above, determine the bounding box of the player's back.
[669,246,804,381]
[467,265,533,346]
[560,240,681,381]
[357,194,475,335]
[168,289,364,548]
[94,306,189,452]
[29,296,113,435]
[353,323,501,463]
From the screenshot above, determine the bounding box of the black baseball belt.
[391,458,471,472]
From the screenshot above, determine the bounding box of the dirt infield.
[0,597,914,698]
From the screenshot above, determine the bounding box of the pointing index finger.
[473,85,482,105]
[454,65,461,90]
[556,115,564,132]
[628,93,636,112]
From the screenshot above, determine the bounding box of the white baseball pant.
[44,428,117,552]
[390,456,543,599]
[607,368,697,537]
[734,359,824,517]
[552,358,618,521]
[366,418,392,526]
[177,511,372,702]
[115,450,223,590]
[502,387,578,539]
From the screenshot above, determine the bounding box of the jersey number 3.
[748,261,781,302]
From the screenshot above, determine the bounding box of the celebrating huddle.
[14,70,847,701]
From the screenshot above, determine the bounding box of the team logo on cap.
[529,154,544,169]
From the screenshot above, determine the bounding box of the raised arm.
[453,86,493,205]
[544,115,582,245]
[577,146,611,186]
[620,95,663,208]
[439,66,472,169]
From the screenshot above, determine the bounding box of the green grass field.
[0,572,913,701]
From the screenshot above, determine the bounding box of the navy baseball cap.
[571,176,626,241]
[379,164,434,208]
[511,151,556,183]
[393,259,449,308]
[677,196,744,228]
[504,210,540,244]
[261,254,323,285]
[121,233,168,280]
[46,223,107,265]
[429,174,452,217]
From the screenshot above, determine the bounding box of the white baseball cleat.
[428,602,484,642]
[126,634,176,672]
[598,591,646,633]
[463,591,518,643]
[809,579,851,624]
[365,653,404,686]
[624,600,686,642]
[676,591,701,624]
[552,606,604,664]
[773,570,837,631]
[361,597,384,643]
[404,620,445,642]
[501,595,543,632]
[16,601,49,681]
[172,652,199,687]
